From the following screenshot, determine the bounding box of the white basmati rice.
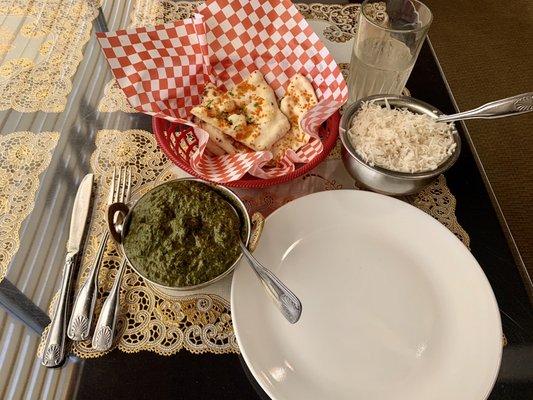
[347,101,456,173]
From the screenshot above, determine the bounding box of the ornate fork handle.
[92,259,127,351]
[437,92,533,123]
[67,231,109,341]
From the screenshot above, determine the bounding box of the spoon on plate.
[228,202,302,324]
[436,92,533,123]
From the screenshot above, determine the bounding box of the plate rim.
[231,189,502,400]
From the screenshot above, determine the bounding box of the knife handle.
[42,252,77,367]
[68,231,109,341]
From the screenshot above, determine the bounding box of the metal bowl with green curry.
[108,178,252,292]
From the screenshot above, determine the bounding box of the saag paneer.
[123,181,242,287]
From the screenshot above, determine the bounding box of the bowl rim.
[339,95,461,180]
[121,177,251,292]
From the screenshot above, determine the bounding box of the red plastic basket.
[152,111,340,188]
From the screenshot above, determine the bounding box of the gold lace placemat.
[39,129,239,358]
[0,0,101,112]
[0,131,59,282]
[38,129,469,359]
[98,1,380,112]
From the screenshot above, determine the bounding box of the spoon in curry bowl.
[228,202,302,324]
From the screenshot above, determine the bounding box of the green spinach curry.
[123,180,242,287]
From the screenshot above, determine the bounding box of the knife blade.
[42,174,94,367]
[66,175,93,253]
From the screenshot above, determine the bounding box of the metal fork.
[67,166,132,341]
[91,169,133,351]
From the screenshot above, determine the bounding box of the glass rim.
[361,0,433,34]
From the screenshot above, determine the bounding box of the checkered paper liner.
[96,0,347,182]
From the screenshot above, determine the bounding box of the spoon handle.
[437,92,533,123]
[92,259,127,351]
[239,243,302,324]
[67,231,109,341]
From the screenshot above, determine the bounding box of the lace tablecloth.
[0,0,101,112]
[38,128,469,358]
[0,131,59,282]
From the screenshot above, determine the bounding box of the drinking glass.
[347,0,432,103]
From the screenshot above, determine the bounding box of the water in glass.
[348,37,414,102]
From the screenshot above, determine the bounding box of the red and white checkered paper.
[97,0,347,182]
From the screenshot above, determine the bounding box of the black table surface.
[74,11,533,400]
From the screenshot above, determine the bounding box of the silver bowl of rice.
[339,95,461,196]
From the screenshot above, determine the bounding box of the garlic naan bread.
[272,74,318,161]
[205,139,225,156]
[191,71,290,152]
[197,120,249,155]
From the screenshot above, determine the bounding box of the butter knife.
[42,174,94,367]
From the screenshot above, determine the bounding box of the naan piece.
[197,120,249,155]
[205,139,225,156]
[191,71,290,151]
[272,74,318,162]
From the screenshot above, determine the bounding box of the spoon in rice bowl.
[340,92,532,196]
[340,95,462,196]
[436,92,533,123]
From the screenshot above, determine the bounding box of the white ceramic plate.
[231,190,502,400]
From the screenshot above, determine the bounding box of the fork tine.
[108,166,117,206]
[114,167,123,203]
[119,166,127,202]
[125,167,132,203]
